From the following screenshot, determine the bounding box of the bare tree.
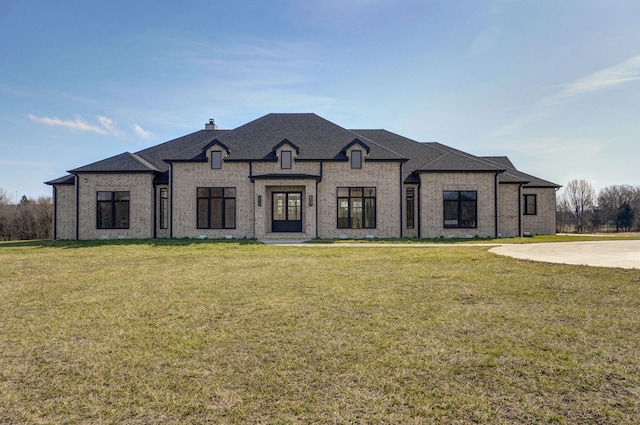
[0,188,53,240]
[560,179,595,233]
[597,185,639,231]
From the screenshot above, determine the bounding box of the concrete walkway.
[265,240,640,270]
[490,240,640,270]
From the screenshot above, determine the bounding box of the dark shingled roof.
[482,156,561,188]
[69,152,161,174]
[45,174,75,185]
[161,113,406,162]
[46,113,557,189]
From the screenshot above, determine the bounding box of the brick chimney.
[205,118,218,130]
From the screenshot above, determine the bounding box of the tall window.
[160,188,168,229]
[443,190,477,228]
[281,150,292,169]
[197,187,236,229]
[406,187,415,229]
[351,150,362,169]
[337,187,376,229]
[524,194,537,215]
[211,151,222,169]
[97,191,130,229]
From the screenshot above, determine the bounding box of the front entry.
[272,192,302,232]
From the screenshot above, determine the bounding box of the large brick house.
[46,113,560,240]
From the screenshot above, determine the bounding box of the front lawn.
[1,240,638,423]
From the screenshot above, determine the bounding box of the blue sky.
[1,0,639,201]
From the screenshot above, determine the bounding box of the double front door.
[272,192,302,232]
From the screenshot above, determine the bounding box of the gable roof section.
[352,130,503,182]
[69,152,161,174]
[45,174,75,185]
[136,129,227,171]
[200,113,405,162]
[482,156,561,188]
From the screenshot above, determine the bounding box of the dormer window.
[281,150,292,169]
[211,151,222,169]
[351,150,362,169]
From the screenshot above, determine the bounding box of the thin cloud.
[493,54,640,136]
[133,124,155,139]
[28,114,124,136]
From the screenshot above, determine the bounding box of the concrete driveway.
[490,240,640,269]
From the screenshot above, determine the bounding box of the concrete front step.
[260,233,313,244]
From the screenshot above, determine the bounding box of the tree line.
[557,179,639,233]
[0,188,52,241]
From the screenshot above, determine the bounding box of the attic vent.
[205,118,218,130]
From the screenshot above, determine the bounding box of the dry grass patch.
[1,240,639,423]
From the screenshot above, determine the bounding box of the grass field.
[1,239,639,424]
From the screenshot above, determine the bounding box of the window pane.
[525,195,536,215]
[224,187,236,198]
[337,187,349,197]
[224,199,235,228]
[351,198,363,228]
[197,199,209,228]
[211,151,222,169]
[444,200,458,227]
[281,150,292,169]
[351,150,362,169]
[288,193,301,220]
[461,191,476,201]
[364,187,375,197]
[364,198,376,228]
[210,198,222,228]
[211,187,223,198]
[351,187,363,197]
[273,193,286,221]
[443,191,459,201]
[461,201,476,227]
[97,202,112,228]
[160,188,168,199]
[160,197,168,229]
[114,191,129,201]
[337,198,349,228]
[97,191,112,201]
[114,201,129,228]
[406,188,414,229]
[197,188,209,198]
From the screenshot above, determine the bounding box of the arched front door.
[272,192,302,232]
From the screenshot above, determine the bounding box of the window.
[197,187,236,229]
[97,191,130,229]
[337,187,376,229]
[406,187,415,229]
[524,194,537,215]
[351,150,362,169]
[160,188,168,229]
[281,150,292,169]
[443,190,477,228]
[211,151,222,169]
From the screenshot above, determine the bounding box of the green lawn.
[1,239,639,424]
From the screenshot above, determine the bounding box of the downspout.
[249,161,254,238]
[52,185,58,240]
[75,175,80,240]
[417,178,422,239]
[494,172,499,238]
[169,164,174,239]
[316,162,322,239]
[153,182,157,239]
[518,184,523,237]
[399,163,403,238]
